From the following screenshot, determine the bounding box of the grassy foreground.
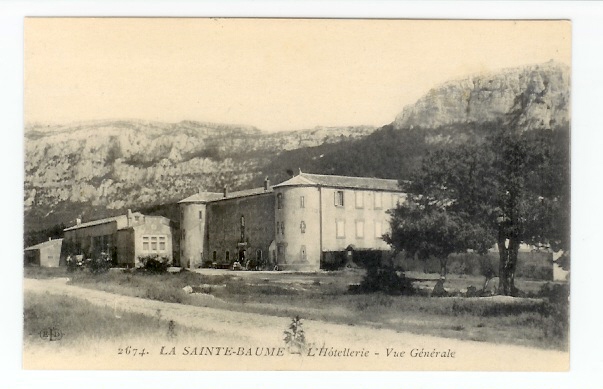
[24,291,193,348]
[24,267,569,351]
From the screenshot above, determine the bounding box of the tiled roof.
[64,215,123,231]
[179,187,273,204]
[63,212,144,231]
[273,173,403,192]
[25,239,63,251]
[179,192,225,203]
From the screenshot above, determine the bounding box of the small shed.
[24,238,63,267]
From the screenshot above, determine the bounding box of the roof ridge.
[302,172,397,181]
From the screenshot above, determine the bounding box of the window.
[334,190,344,207]
[374,221,383,239]
[181,229,185,241]
[355,192,363,208]
[281,223,285,235]
[199,210,203,220]
[213,251,217,261]
[256,250,262,261]
[277,193,283,209]
[374,192,382,209]
[142,235,168,252]
[300,196,305,208]
[356,220,364,239]
[240,215,245,227]
[336,220,345,238]
[225,251,230,262]
[300,221,306,234]
[301,245,307,261]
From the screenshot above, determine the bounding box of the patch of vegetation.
[352,267,415,295]
[23,291,189,345]
[283,316,307,354]
[138,255,171,274]
[24,267,567,350]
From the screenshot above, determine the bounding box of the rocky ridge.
[394,61,570,131]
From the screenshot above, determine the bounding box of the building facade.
[63,210,173,267]
[179,181,274,269]
[24,238,63,267]
[180,173,405,271]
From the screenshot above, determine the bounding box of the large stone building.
[179,173,405,271]
[63,210,173,267]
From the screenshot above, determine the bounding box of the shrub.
[352,266,415,295]
[88,252,112,274]
[138,255,171,274]
[283,316,306,354]
[538,283,570,342]
[66,255,86,273]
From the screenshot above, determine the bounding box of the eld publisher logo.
[39,327,63,342]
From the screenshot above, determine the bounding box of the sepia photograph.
[21,17,571,372]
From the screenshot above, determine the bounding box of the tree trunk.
[497,239,509,295]
[508,238,519,296]
[497,237,520,296]
[439,258,447,281]
[482,276,492,293]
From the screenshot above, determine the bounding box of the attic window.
[199,211,203,220]
[335,191,344,207]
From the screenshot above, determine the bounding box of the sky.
[24,18,571,132]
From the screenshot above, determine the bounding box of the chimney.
[264,177,270,191]
[48,237,51,241]
[223,186,228,198]
[127,209,132,227]
[76,218,81,226]
[198,187,203,194]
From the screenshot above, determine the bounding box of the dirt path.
[23,278,568,371]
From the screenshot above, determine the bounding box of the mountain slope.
[24,120,375,230]
[265,61,570,183]
[24,61,570,233]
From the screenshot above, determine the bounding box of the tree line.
[384,122,570,295]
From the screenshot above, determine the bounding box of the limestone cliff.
[394,61,570,131]
[24,120,374,230]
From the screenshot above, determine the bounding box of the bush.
[88,252,112,274]
[66,255,86,273]
[352,266,415,295]
[138,255,171,274]
[538,283,570,342]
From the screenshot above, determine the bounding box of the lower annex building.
[63,210,174,267]
[179,172,406,271]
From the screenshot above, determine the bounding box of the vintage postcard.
[23,18,571,371]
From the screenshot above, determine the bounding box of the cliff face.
[394,61,570,131]
[24,120,374,229]
[24,61,571,232]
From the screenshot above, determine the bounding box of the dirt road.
[23,278,569,371]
